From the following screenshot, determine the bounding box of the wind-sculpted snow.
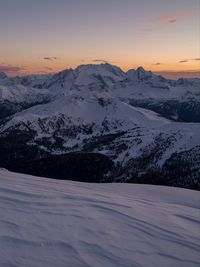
[0,169,199,267]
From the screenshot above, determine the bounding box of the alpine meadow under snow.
[0,169,199,267]
[0,63,200,189]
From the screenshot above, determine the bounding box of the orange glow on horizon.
[1,1,199,80]
[3,59,199,80]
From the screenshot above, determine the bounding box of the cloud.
[142,10,197,33]
[152,10,195,23]
[179,58,200,63]
[0,64,26,73]
[179,60,189,63]
[152,62,162,65]
[92,59,108,63]
[92,59,119,64]
[191,58,200,61]
[168,19,177,24]
[43,57,59,61]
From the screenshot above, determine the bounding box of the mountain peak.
[127,66,153,81]
[75,63,124,75]
[73,63,125,86]
[52,68,73,80]
[136,66,145,72]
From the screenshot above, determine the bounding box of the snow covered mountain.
[0,64,200,189]
[0,169,199,267]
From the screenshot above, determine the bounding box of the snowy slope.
[1,88,199,168]
[0,84,50,103]
[0,169,199,267]
[0,83,51,120]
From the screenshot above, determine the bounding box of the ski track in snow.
[0,169,199,267]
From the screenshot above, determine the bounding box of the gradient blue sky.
[0,0,199,78]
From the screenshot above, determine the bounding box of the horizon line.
[1,63,199,80]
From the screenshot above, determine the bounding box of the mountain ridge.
[0,63,199,189]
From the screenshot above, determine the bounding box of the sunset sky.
[0,0,199,78]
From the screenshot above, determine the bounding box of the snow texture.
[0,169,199,267]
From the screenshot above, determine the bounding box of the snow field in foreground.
[0,169,199,267]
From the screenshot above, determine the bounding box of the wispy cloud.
[43,57,59,61]
[152,62,162,65]
[179,59,189,63]
[179,58,200,63]
[92,59,119,64]
[0,64,26,73]
[168,19,177,24]
[92,59,108,63]
[152,10,195,23]
[191,58,200,61]
[142,10,196,33]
